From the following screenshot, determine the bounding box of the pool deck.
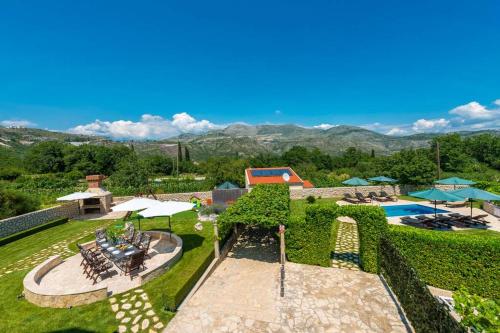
[337,199,500,232]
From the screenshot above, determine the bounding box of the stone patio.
[164,228,411,333]
[331,220,360,270]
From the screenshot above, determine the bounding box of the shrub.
[0,168,22,181]
[199,204,226,216]
[388,225,500,299]
[217,184,290,239]
[305,195,316,204]
[380,237,465,333]
[453,287,500,333]
[286,204,337,267]
[338,205,387,273]
[0,189,41,219]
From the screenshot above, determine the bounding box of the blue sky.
[0,1,499,139]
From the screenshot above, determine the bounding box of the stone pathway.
[165,227,410,332]
[0,230,94,279]
[331,221,360,270]
[110,289,164,333]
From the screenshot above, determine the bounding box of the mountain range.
[1,124,498,160]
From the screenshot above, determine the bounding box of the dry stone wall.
[114,191,212,204]
[0,202,79,239]
[290,184,467,200]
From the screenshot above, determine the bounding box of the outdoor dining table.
[98,240,140,262]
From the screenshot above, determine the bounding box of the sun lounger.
[355,192,372,203]
[369,192,391,202]
[445,201,467,208]
[400,216,433,229]
[343,193,361,204]
[380,191,398,202]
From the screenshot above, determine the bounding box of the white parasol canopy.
[139,201,195,238]
[112,198,161,212]
[139,201,195,218]
[57,192,96,201]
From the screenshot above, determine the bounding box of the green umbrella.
[342,177,370,186]
[216,181,239,189]
[409,188,463,218]
[368,176,397,183]
[435,177,476,190]
[450,187,500,220]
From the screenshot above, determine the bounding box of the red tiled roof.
[246,167,304,186]
[303,180,314,188]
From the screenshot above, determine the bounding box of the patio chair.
[132,231,143,247]
[400,216,433,229]
[122,223,135,243]
[355,192,371,203]
[89,257,114,284]
[95,228,107,244]
[343,193,361,204]
[380,191,398,202]
[138,234,152,258]
[116,250,146,277]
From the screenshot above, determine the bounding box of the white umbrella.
[112,198,160,212]
[112,197,161,230]
[139,201,195,237]
[57,192,96,201]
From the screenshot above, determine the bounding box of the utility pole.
[436,141,441,180]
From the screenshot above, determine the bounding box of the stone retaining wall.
[0,202,80,239]
[289,184,468,200]
[484,201,500,217]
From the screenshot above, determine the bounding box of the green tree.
[25,141,66,173]
[0,188,40,219]
[385,149,436,185]
[177,142,183,162]
[184,146,191,162]
[202,157,249,187]
[465,134,500,170]
[109,158,150,189]
[432,134,472,172]
[142,155,173,175]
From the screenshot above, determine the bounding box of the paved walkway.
[165,228,410,333]
[331,221,360,270]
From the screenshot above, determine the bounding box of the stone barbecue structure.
[81,175,112,214]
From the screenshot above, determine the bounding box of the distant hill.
[1,125,498,160]
[172,124,499,159]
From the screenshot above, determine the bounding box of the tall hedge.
[217,184,290,239]
[338,205,387,273]
[380,237,466,333]
[286,204,337,267]
[388,225,500,299]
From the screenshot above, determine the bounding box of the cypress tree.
[177,142,183,162]
[184,146,190,161]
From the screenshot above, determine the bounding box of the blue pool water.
[382,204,449,217]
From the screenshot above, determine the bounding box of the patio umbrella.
[139,201,195,238]
[435,177,476,190]
[112,197,161,229]
[409,188,463,218]
[449,187,500,220]
[368,176,397,192]
[342,177,370,186]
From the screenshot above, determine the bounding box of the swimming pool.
[382,204,449,217]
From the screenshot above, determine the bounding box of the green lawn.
[0,211,214,333]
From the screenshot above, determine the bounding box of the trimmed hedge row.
[286,204,337,267]
[217,184,290,239]
[380,237,466,333]
[388,225,500,299]
[338,205,387,273]
[0,217,69,247]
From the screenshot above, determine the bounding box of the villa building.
[245,167,314,189]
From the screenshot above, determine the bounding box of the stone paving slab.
[331,222,360,270]
[165,228,411,333]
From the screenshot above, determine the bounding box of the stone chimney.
[86,175,105,189]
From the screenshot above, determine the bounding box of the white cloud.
[69,113,223,139]
[494,99,500,106]
[0,119,37,128]
[412,118,450,132]
[313,123,337,130]
[274,110,282,115]
[449,101,498,120]
[386,127,407,136]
